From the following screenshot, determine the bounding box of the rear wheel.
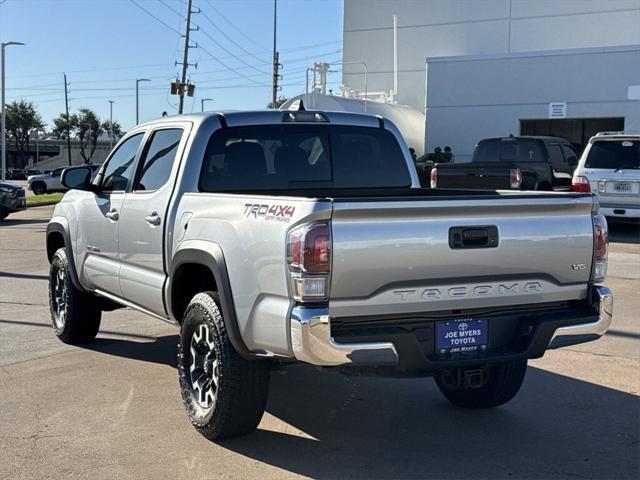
[178,291,270,440]
[434,360,527,409]
[32,182,46,195]
[49,247,101,344]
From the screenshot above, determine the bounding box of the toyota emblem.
[458,322,469,331]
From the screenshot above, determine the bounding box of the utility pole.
[108,100,114,150]
[63,73,72,166]
[135,79,150,124]
[271,0,280,108]
[178,0,196,114]
[201,98,212,112]
[1,41,25,181]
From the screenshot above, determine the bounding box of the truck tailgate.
[436,164,513,189]
[329,194,594,318]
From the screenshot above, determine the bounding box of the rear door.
[546,141,572,191]
[117,124,188,315]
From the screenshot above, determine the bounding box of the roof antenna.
[297,99,306,111]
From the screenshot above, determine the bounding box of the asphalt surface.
[1,206,638,480]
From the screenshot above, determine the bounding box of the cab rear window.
[473,139,545,163]
[585,141,639,169]
[199,124,410,192]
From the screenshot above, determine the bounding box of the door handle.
[105,209,119,221]
[144,212,161,226]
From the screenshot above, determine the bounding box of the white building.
[342,0,640,160]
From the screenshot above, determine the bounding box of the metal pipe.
[201,98,212,112]
[393,14,398,101]
[1,41,25,182]
[135,78,150,125]
[108,100,114,150]
[341,61,368,112]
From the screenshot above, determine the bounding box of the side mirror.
[61,166,96,192]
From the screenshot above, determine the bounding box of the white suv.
[572,132,640,220]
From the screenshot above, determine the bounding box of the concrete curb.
[26,201,59,208]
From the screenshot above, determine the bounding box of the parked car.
[7,168,27,180]
[0,181,27,220]
[572,132,639,221]
[28,164,101,195]
[431,136,579,191]
[26,168,41,176]
[46,110,611,440]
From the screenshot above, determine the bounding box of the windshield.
[585,140,640,169]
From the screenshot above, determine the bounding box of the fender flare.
[46,222,87,292]
[168,243,252,358]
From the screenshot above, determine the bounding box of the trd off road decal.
[243,204,296,223]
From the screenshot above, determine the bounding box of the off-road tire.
[178,291,270,440]
[32,182,46,195]
[435,360,527,409]
[49,247,101,344]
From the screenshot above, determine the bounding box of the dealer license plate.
[436,319,488,354]
[614,182,632,193]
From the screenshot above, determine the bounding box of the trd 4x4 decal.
[243,204,296,222]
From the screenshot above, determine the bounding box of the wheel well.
[171,263,217,323]
[47,232,65,262]
[538,182,552,191]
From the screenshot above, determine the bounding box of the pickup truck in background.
[47,110,612,440]
[431,136,579,191]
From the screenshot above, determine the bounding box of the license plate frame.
[436,318,489,354]
[613,182,632,193]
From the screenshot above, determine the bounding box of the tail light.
[286,223,331,302]
[509,168,522,189]
[591,211,608,282]
[430,167,438,188]
[572,175,591,192]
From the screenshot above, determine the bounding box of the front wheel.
[178,292,270,440]
[49,247,102,344]
[32,182,47,195]
[434,360,527,409]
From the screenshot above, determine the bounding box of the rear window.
[473,139,545,163]
[199,124,410,192]
[585,140,639,169]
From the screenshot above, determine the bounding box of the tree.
[76,108,103,163]
[51,113,78,139]
[267,96,288,109]
[101,120,123,141]
[5,100,45,168]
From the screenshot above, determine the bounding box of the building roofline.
[426,44,640,64]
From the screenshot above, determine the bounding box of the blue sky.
[0,0,343,131]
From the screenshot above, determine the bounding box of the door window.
[547,144,565,169]
[100,133,144,192]
[134,129,183,191]
[561,144,579,169]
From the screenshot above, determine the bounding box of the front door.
[79,132,145,295]
[118,126,187,315]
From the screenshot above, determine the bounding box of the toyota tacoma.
[46,109,613,440]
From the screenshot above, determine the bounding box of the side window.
[134,129,183,191]
[561,144,578,169]
[100,133,144,192]
[547,143,565,168]
[52,168,64,178]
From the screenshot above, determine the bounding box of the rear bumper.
[547,286,613,349]
[599,204,640,219]
[289,285,612,370]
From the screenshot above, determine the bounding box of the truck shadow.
[225,364,639,479]
[81,333,639,479]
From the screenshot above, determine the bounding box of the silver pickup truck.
[47,109,612,440]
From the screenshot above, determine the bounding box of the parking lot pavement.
[1,206,638,480]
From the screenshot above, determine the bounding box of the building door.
[520,118,624,154]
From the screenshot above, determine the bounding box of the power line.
[203,0,269,53]
[197,44,265,85]
[129,0,182,35]
[196,26,270,76]
[198,9,270,65]
[158,0,185,18]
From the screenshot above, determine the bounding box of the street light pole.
[1,41,25,182]
[201,98,212,112]
[135,78,150,125]
[108,100,114,150]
